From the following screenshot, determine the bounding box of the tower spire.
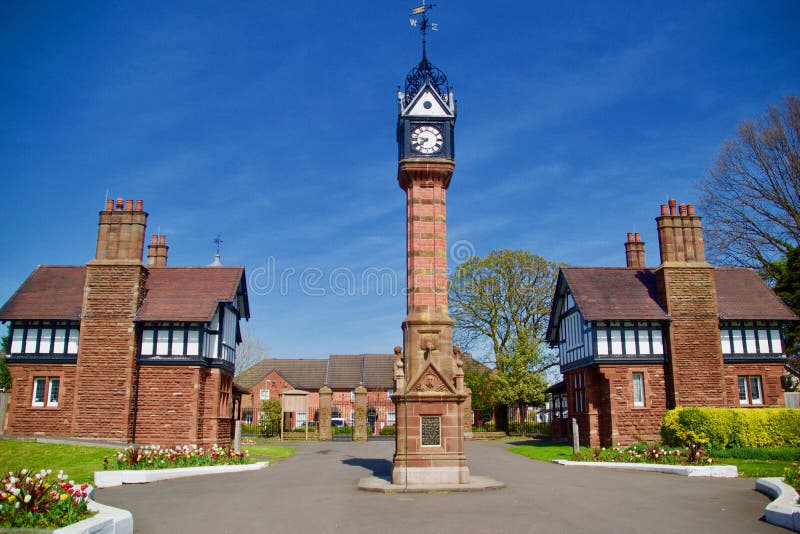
[409,1,438,61]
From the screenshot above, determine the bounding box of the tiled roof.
[714,269,797,320]
[137,267,248,322]
[0,266,86,321]
[0,265,249,323]
[362,354,395,389]
[559,266,797,322]
[236,354,396,391]
[235,358,328,391]
[562,267,668,321]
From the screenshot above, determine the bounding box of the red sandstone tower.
[391,13,470,485]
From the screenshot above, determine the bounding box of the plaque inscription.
[420,416,441,446]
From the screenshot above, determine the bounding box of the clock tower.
[392,3,470,486]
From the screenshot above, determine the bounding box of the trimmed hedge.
[661,408,800,449]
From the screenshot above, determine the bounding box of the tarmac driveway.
[95,439,779,533]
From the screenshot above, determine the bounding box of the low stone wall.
[552,459,738,477]
[469,432,507,441]
[755,477,800,532]
[94,462,268,488]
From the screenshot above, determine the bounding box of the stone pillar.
[463,388,473,440]
[353,383,367,442]
[319,384,332,441]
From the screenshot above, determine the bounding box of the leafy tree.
[259,398,281,437]
[489,328,548,407]
[773,246,800,377]
[0,328,10,391]
[698,96,800,281]
[449,249,561,373]
[462,355,493,413]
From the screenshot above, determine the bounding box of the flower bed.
[0,468,94,529]
[784,463,800,497]
[578,443,713,466]
[105,444,248,471]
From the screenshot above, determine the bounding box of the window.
[140,324,203,358]
[738,376,763,405]
[9,322,79,357]
[260,388,270,401]
[721,321,785,357]
[387,389,394,399]
[594,321,664,357]
[572,371,586,413]
[632,372,645,407]
[387,411,396,426]
[32,377,59,407]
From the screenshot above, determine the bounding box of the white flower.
[24,494,31,503]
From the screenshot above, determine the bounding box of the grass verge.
[507,440,797,478]
[0,440,115,484]
[243,444,295,460]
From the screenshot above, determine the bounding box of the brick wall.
[6,364,77,436]
[599,364,667,445]
[657,266,727,407]
[136,365,234,446]
[72,264,146,441]
[723,362,785,408]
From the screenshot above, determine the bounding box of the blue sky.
[1,1,799,362]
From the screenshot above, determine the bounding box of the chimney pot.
[635,232,641,242]
[660,204,668,216]
[687,204,695,216]
[105,199,114,211]
[668,199,677,216]
[135,199,143,211]
[125,199,133,211]
[627,232,634,242]
[151,234,158,245]
[159,234,166,245]
[679,204,688,216]
[116,198,124,211]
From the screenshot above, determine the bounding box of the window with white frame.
[737,376,763,405]
[632,372,645,407]
[595,321,664,357]
[721,322,784,357]
[32,377,60,407]
[10,322,79,357]
[140,323,203,358]
[387,411,396,426]
[260,388,270,401]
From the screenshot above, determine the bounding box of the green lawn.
[0,440,115,485]
[507,441,589,462]
[507,440,796,479]
[242,444,295,460]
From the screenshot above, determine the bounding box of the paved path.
[95,439,779,533]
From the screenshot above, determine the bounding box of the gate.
[328,392,396,441]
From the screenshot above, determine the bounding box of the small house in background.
[546,199,798,447]
[0,198,250,446]
[235,354,396,433]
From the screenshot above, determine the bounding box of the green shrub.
[380,425,396,436]
[483,421,496,432]
[661,408,800,449]
[333,425,353,435]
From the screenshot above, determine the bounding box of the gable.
[402,84,454,118]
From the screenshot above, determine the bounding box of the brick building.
[235,354,396,432]
[546,199,798,447]
[0,198,250,446]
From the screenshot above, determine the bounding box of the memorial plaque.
[420,416,441,446]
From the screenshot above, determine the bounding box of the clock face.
[410,125,444,155]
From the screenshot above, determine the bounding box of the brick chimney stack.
[147,234,169,267]
[624,232,646,268]
[95,198,147,262]
[656,198,705,265]
[653,199,725,408]
[76,197,149,441]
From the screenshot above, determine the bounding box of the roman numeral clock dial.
[410,125,444,155]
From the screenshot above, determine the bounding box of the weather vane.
[213,234,223,255]
[409,1,438,58]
